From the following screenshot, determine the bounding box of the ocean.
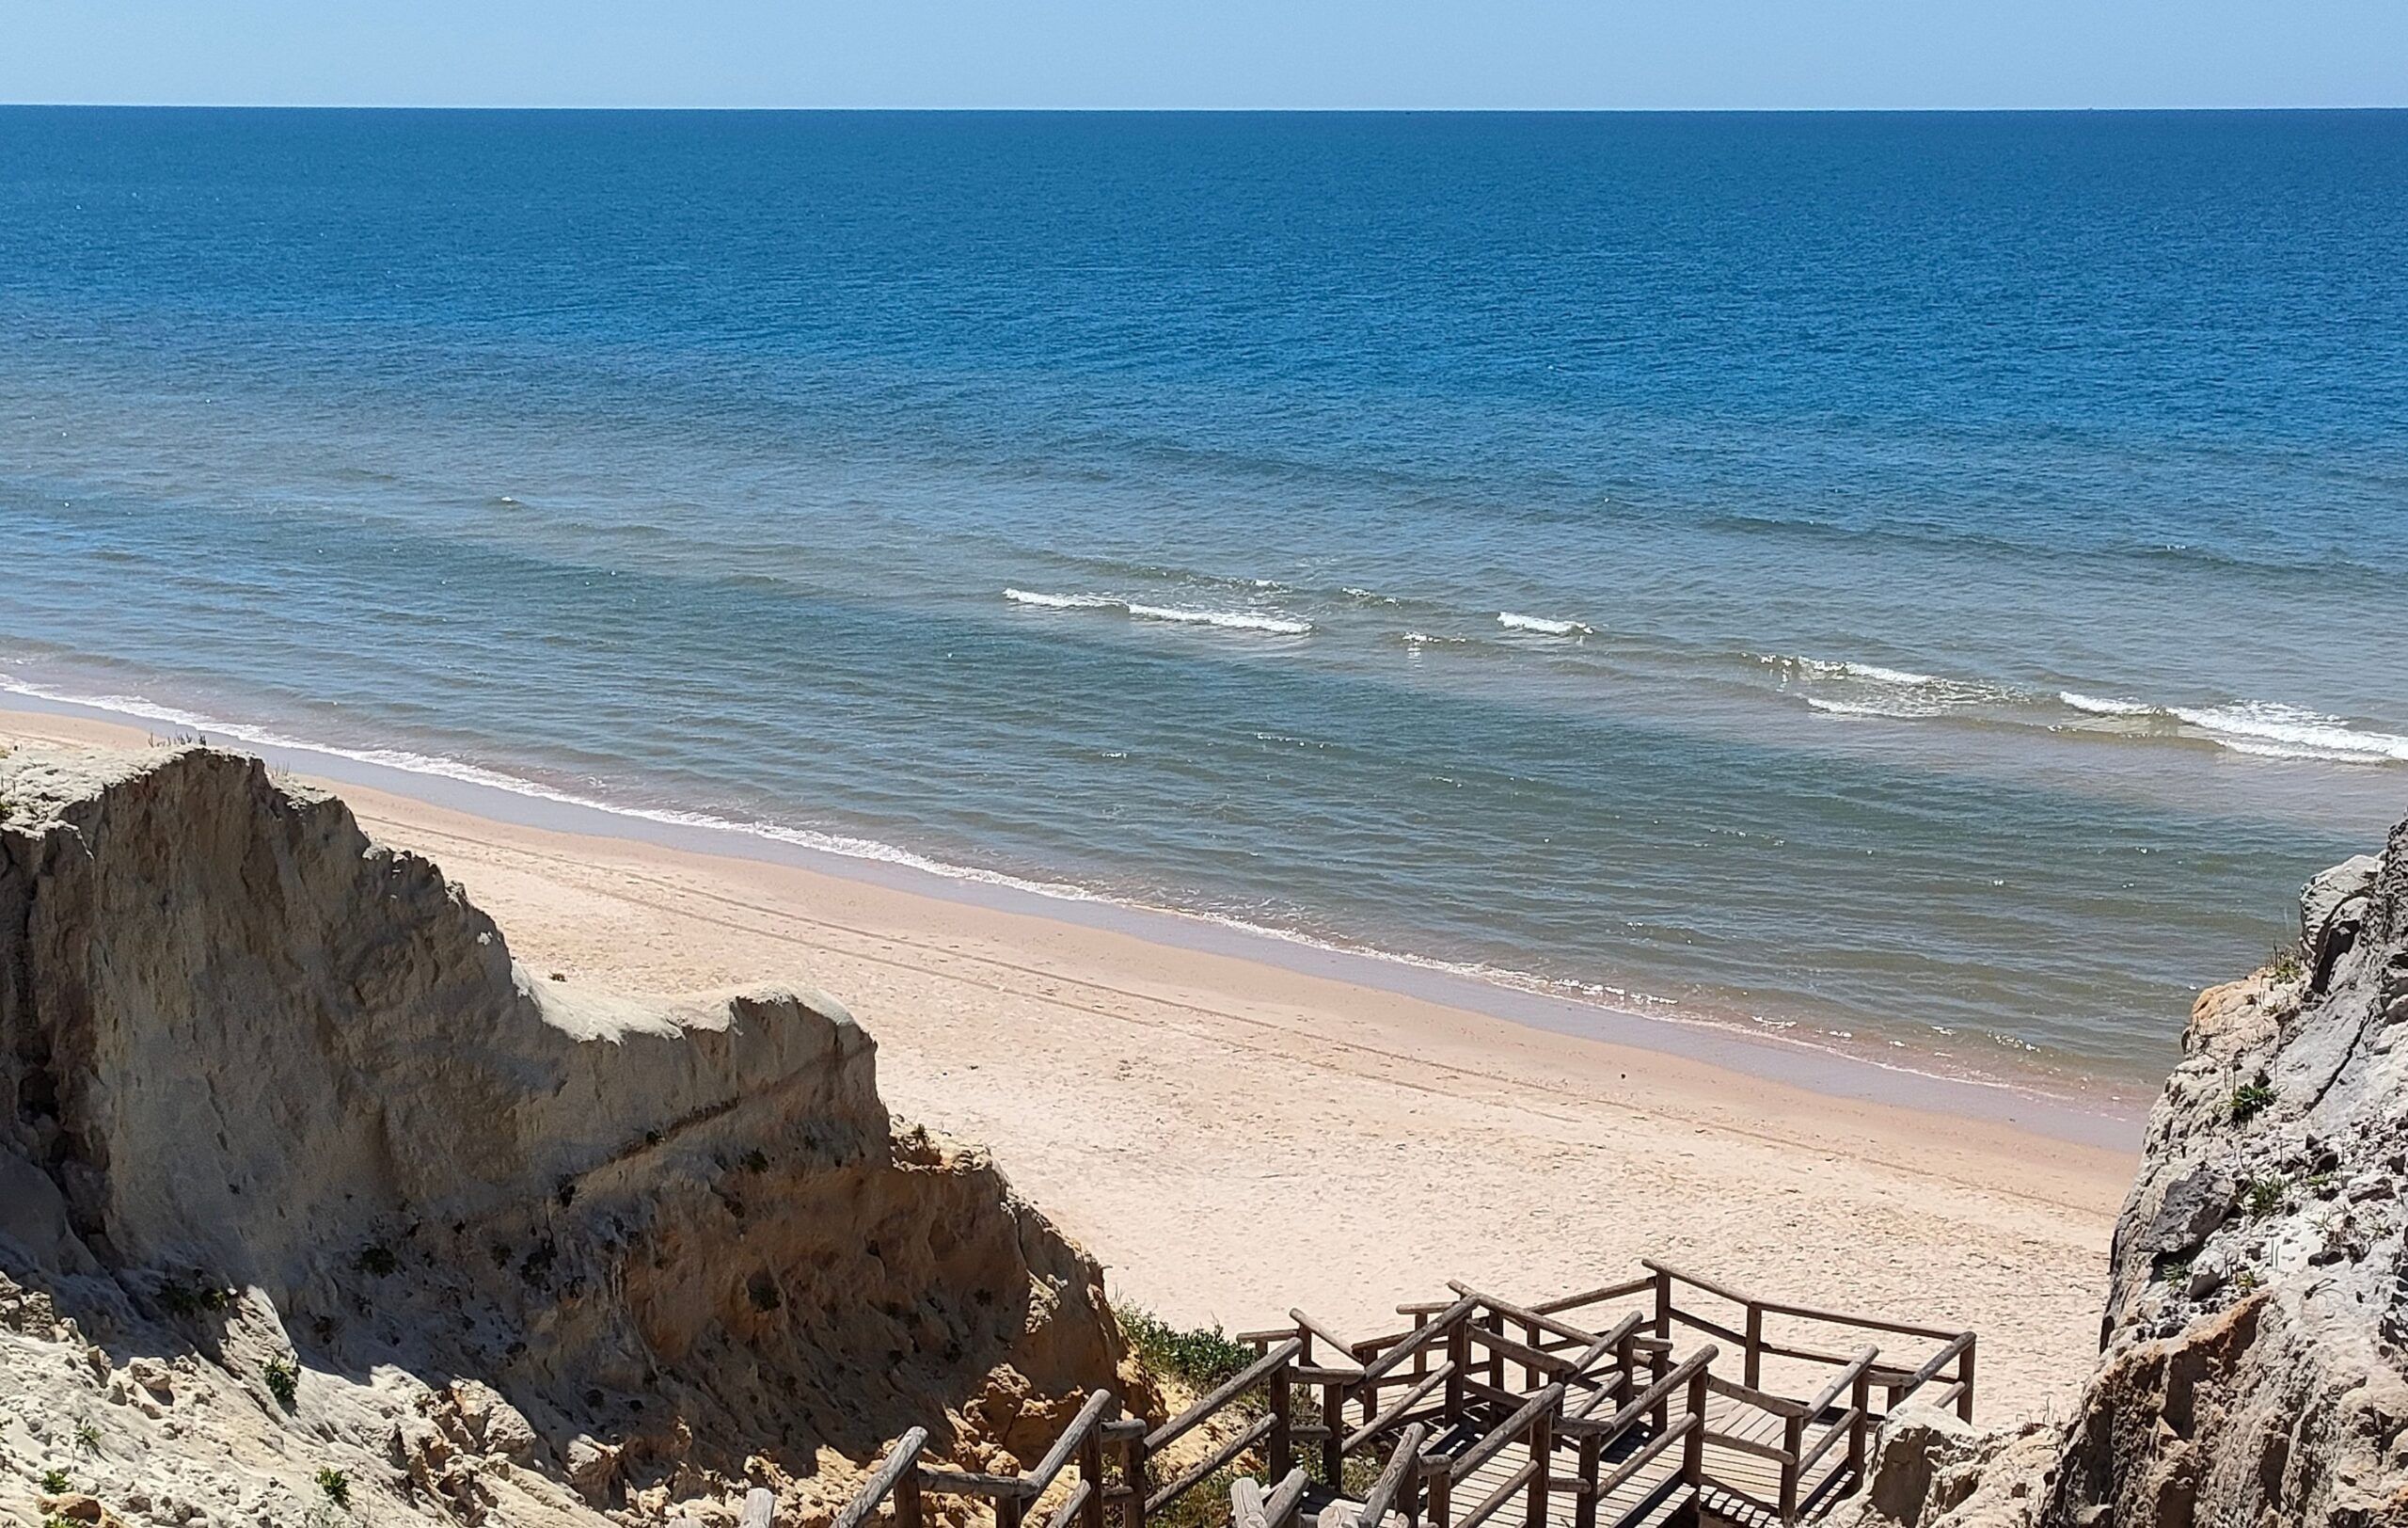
[4,107,2403,1087]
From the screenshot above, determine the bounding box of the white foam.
[1767,654,1938,687]
[2058,691,2158,717]
[1806,696,1941,719]
[1004,588,1310,635]
[2169,701,2408,765]
[1003,587,1117,611]
[1402,630,1470,646]
[1497,612,1592,636]
[1126,603,1312,636]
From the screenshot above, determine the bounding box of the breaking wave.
[1497,612,1592,636]
[1003,588,1312,636]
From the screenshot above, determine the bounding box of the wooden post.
[1847,1368,1871,1486]
[1523,1317,1543,1392]
[1650,1345,1670,1437]
[1080,1419,1107,1528]
[1446,1316,1469,1420]
[898,1470,925,1528]
[1123,1435,1149,1528]
[1486,1311,1505,1391]
[1427,1465,1452,1528]
[1957,1339,1976,1423]
[1524,1400,1552,1528]
[1778,1413,1803,1524]
[1652,1268,1671,1343]
[1322,1381,1344,1487]
[1682,1369,1707,1491]
[998,1496,1027,1528]
[1404,1456,1422,1528]
[1743,1305,1764,1391]
[1612,1329,1635,1408]
[1271,1362,1294,1482]
[1573,1434,1602,1528]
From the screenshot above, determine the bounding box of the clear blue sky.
[9,1,2406,110]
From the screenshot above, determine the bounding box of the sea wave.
[2057,689,2408,764]
[2169,701,2408,765]
[1003,588,1312,635]
[1497,612,1592,636]
[1805,696,1949,719]
[2057,691,2156,717]
[1761,654,1939,687]
[1003,587,1118,611]
[1401,630,1474,647]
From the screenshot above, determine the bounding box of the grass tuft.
[2229,1081,2277,1123]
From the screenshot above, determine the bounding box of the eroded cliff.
[0,743,1129,1526]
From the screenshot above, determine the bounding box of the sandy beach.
[0,703,2136,1422]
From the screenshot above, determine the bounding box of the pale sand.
[0,705,2136,1421]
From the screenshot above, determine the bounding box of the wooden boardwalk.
[826,1262,1976,1528]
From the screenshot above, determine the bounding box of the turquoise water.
[4,108,2404,1081]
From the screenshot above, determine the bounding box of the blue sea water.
[3,107,2404,1083]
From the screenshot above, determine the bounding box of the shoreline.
[0,699,2142,1418]
[0,687,2148,1148]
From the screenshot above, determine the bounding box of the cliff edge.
[1846,822,2408,1528]
[0,743,1128,1526]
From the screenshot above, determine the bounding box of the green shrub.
[264,1357,300,1409]
[1117,1305,1259,1390]
[2266,946,2304,983]
[315,1467,351,1508]
[40,1468,71,1495]
[2230,1082,2276,1122]
[2241,1176,2289,1218]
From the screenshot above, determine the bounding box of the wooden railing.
[827,1263,1969,1528]
[1642,1261,1975,1422]
[1133,1339,1304,1528]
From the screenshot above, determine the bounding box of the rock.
[2301,853,2379,986]
[0,741,1130,1528]
[2136,1164,2231,1259]
[564,1433,622,1506]
[43,1495,106,1523]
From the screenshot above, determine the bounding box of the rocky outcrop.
[1840,821,2408,1528]
[0,743,1130,1526]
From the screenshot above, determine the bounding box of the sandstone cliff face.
[0,744,1126,1527]
[1843,823,2408,1528]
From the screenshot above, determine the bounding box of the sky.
[8,0,2406,111]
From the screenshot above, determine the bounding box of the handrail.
[1749,1295,1966,1344]
[1640,1260,1752,1308]
[1354,1422,1429,1528]
[1445,1281,1602,1348]
[1804,1347,1879,1420]
[1230,1468,1310,1528]
[1559,1345,1715,1443]
[1148,1338,1299,1452]
[1343,1361,1454,1452]
[1026,1391,1118,1499]
[833,1427,927,1528]
[1449,1382,1562,1482]
[1529,1276,1656,1315]
[1291,1309,1369,1373]
[1361,1296,1477,1385]
[1703,1370,1808,1421]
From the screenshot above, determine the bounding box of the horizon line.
[7,101,2406,115]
